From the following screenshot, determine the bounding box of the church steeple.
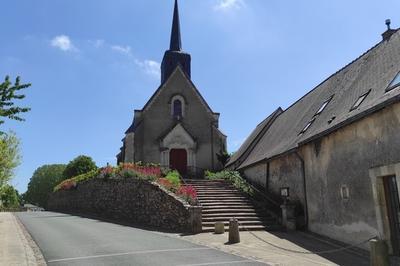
[161,0,191,84]
[170,0,182,51]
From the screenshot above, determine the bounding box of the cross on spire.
[170,0,182,51]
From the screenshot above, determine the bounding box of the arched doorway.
[170,149,187,176]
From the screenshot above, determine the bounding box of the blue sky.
[1,0,399,193]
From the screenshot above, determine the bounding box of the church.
[117,0,227,177]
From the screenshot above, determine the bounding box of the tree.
[0,184,19,208]
[63,155,97,179]
[0,76,31,132]
[24,164,66,208]
[0,132,20,186]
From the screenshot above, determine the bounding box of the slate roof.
[238,29,400,169]
[226,107,282,167]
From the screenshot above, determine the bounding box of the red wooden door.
[170,149,187,176]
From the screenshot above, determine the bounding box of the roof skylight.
[386,72,400,92]
[300,118,316,135]
[299,96,333,135]
[316,97,332,115]
[350,90,371,111]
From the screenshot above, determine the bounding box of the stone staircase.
[184,179,280,233]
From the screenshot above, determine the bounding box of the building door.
[170,149,187,176]
[383,175,400,255]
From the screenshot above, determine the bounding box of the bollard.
[370,239,389,266]
[228,218,240,244]
[214,222,225,234]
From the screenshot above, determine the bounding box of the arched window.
[173,99,182,118]
[170,95,185,118]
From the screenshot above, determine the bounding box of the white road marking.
[47,247,211,263]
[178,260,258,266]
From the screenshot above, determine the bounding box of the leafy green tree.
[0,76,31,132]
[24,164,66,208]
[63,155,97,179]
[0,184,19,208]
[0,132,20,186]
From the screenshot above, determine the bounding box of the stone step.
[201,203,255,208]
[197,196,248,200]
[195,189,240,193]
[202,212,269,218]
[199,198,251,204]
[197,191,245,197]
[202,206,257,210]
[202,224,281,233]
[202,207,262,212]
[202,216,274,222]
[191,187,235,190]
[202,220,266,227]
[185,180,225,183]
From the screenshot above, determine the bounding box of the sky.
[1,0,399,193]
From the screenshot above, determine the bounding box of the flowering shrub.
[58,179,77,191]
[177,185,197,205]
[118,163,161,181]
[165,171,181,187]
[54,169,99,192]
[53,162,198,205]
[157,178,175,191]
[100,166,115,180]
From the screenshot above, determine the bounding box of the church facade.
[117,1,227,177]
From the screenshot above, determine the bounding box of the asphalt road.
[16,212,267,266]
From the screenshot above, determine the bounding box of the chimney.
[382,19,397,41]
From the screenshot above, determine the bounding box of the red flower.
[177,185,197,201]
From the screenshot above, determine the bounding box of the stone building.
[227,22,400,253]
[117,0,227,177]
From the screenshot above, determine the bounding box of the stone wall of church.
[133,69,225,172]
[48,179,202,233]
[301,102,400,250]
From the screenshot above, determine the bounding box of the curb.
[13,213,47,266]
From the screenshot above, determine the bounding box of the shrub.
[56,179,77,191]
[177,185,197,205]
[54,169,98,192]
[205,170,254,195]
[100,166,115,180]
[165,170,181,188]
[118,163,161,181]
[157,178,175,191]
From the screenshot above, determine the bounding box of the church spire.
[170,0,182,51]
[161,0,191,84]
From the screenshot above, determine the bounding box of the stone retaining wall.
[48,179,202,233]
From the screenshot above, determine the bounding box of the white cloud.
[111,45,132,56]
[51,35,76,51]
[93,39,105,48]
[135,59,161,79]
[214,0,245,11]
